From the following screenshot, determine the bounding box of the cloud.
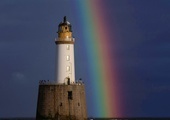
[12,72,27,84]
[13,72,24,79]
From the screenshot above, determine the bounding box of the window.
[66,45,70,50]
[66,55,70,61]
[66,66,70,71]
[68,91,72,100]
[60,103,62,106]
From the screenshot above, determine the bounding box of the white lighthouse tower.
[55,16,75,84]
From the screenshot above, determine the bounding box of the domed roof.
[58,16,71,26]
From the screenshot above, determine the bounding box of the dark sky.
[0,0,170,118]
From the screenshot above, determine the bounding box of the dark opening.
[60,103,62,106]
[67,78,70,85]
[78,103,80,106]
[65,27,67,30]
[68,91,72,100]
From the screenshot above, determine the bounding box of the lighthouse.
[55,16,75,84]
[36,16,87,120]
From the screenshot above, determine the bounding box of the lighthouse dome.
[59,20,71,26]
[58,16,72,33]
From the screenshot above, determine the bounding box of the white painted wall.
[55,43,75,84]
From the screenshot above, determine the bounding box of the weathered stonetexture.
[36,84,87,120]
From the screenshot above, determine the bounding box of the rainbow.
[71,0,122,117]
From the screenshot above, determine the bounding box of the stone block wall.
[36,84,87,120]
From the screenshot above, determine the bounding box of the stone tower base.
[36,83,87,120]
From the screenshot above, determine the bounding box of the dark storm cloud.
[1,0,170,118]
[102,0,170,117]
[0,0,79,117]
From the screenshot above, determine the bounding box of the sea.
[1,118,170,120]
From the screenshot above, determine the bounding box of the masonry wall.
[36,84,87,120]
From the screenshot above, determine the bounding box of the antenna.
[64,16,66,22]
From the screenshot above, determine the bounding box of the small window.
[60,103,62,106]
[65,27,67,30]
[66,45,70,50]
[78,103,80,106]
[66,55,70,61]
[68,91,72,100]
[66,66,70,71]
[50,88,54,91]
